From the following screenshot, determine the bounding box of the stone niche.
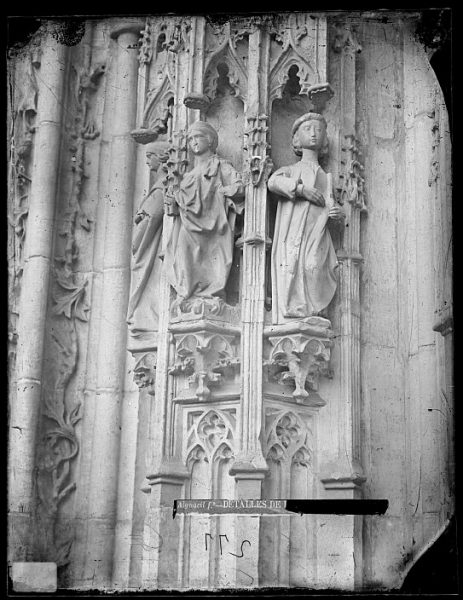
[7,11,453,593]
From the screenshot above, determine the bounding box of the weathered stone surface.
[8,12,453,593]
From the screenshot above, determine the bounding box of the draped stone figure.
[165,121,244,303]
[127,141,169,339]
[268,113,345,324]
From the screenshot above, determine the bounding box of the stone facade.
[8,12,453,591]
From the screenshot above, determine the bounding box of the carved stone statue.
[268,112,344,324]
[127,141,169,340]
[165,121,244,304]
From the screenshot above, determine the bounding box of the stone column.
[140,27,191,589]
[229,26,271,587]
[8,26,68,562]
[82,19,144,588]
[319,22,365,589]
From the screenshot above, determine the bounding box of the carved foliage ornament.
[37,317,83,567]
[138,19,153,65]
[268,333,332,402]
[138,16,191,65]
[8,43,40,363]
[169,331,239,401]
[55,61,106,320]
[35,55,105,568]
[339,134,366,211]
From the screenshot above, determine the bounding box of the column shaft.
[233,27,270,474]
[83,24,141,587]
[9,29,68,561]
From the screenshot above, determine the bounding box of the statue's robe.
[268,158,338,324]
[127,178,164,337]
[165,155,243,300]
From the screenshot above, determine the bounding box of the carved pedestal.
[260,317,341,588]
[169,300,241,402]
[265,317,334,404]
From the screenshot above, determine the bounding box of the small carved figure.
[268,112,344,324]
[165,121,244,303]
[127,141,170,338]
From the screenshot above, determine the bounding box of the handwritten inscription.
[204,533,251,558]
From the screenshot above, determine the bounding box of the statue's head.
[291,112,329,158]
[145,141,170,171]
[187,121,219,155]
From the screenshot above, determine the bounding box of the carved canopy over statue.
[268,112,344,324]
[164,121,244,304]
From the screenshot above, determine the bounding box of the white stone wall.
[8,13,453,592]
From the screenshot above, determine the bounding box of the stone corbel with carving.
[265,318,334,404]
[133,351,157,393]
[169,323,240,401]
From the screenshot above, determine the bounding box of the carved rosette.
[265,318,334,404]
[169,329,240,401]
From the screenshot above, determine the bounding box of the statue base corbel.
[168,298,241,402]
[264,317,334,403]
